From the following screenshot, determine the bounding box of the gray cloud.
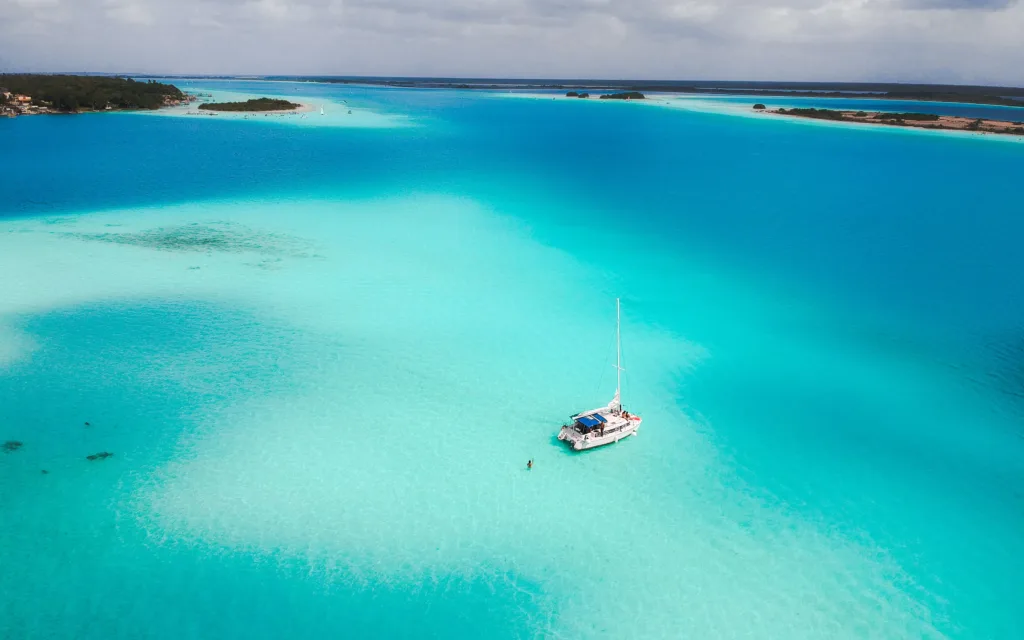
[0,0,1022,84]
[898,0,1017,9]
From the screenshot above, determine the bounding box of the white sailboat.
[557,298,642,451]
[320,105,325,115]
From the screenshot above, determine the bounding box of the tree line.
[197,98,300,112]
[0,75,184,112]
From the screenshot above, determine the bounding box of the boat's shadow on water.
[549,434,569,451]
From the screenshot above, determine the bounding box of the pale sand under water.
[1,196,955,638]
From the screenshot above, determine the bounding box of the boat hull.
[558,417,641,451]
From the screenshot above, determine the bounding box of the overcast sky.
[2,0,1023,84]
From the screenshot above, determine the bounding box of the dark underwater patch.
[61,221,315,258]
[2,440,23,453]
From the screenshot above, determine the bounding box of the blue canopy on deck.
[576,414,607,428]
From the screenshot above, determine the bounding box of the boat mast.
[615,297,623,411]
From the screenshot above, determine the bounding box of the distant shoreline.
[126,75,1024,110]
[255,77,1024,109]
[498,92,1024,142]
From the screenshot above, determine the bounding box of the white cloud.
[105,0,157,25]
[243,0,314,20]
[0,0,1022,83]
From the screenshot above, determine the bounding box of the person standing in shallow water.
[527,459,533,470]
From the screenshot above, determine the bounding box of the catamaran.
[557,298,642,451]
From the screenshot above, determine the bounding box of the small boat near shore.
[558,298,642,451]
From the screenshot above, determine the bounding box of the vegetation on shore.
[777,107,847,121]
[774,107,1024,135]
[0,74,184,112]
[556,89,645,100]
[777,108,942,123]
[198,98,301,112]
[873,112,939,121]
[600,92,645,100]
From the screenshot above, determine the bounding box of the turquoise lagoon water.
[2,82,1023,638]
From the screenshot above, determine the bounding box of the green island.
[1,74,186,116]
[600,92,646,100]
[772,106,1024,136]
[564,90,642,100]
[198,98,302,112]
[776,108,942,123]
